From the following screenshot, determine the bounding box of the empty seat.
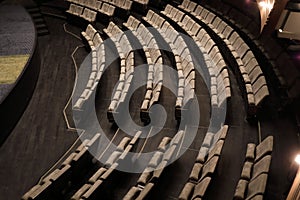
[192,177,212,199]
[237,43,250,58]
[223,26,234,39]
[211,17,221,29]
[216,20,227,33]
[193,5,204,16]
[246,143,256,161]
[200,8,209,20]
[246,174,268,200]
[240,161,253,180]
[88,168,107,184]
[255,136,273,162]
[254,85,269,106]
[189,23,201,36]
[161,4,172,16]
[123,187,141,200]
[189,163,203,181]
[71,184,91,200]
[234,179,249,200]
[232,37,244,50]
[163,144,177,161]
[179,182,195,200]
[158,137,172,152]
[136,182,154,199]
[148,152,163,168]
[205,12,216,24]
[81,8,97,22]
[196,29,207,41]
[179,0,190,10]
[186,1,197,12]
[251,155,272,180]
[95,1,102,10]
[202,132,214,148]
[200,156,219,180]
[81,179,104,199]
[175,11,185,23]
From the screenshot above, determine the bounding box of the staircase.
[26,6,49,36]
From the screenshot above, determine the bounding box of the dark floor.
[0,16,83,200]
[0,4,299,200]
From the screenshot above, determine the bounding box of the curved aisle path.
[0,16,86,200]
[260,116,299,199]
[204,69,258,200]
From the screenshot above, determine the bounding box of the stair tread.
[33,18,44,24]
[27,8,40,13]
[37,29,50,36]
[38,29,49,32]
[36,24,47,28]
[31,13,43,18]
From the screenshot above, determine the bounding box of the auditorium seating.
[74,24,105,110]
[66,0,115,19]
[70,131,142,200]
[176,1,270,117]
[132,0,150,6]
[22,134,102,200]
[123,130,185,199]
[19,2,291,199]
[80,8,97,23]
[97,2,115,17]
[123,16,163,123]
[201,1,292,100]
[161,5,231,110]
[233,136,273,200]
[101,0,133,11]
[67,3,97,22]
[201,0,259,39]
[66,3,84,17]
[103,22,134,123]
[81,24,101,49]
[22,131,144,200]
[178,125,229,200]
[143,10,196,120]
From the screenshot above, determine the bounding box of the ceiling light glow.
[295,155,300,165]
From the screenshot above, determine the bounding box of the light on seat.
[278,28,283,33]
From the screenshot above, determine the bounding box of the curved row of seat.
[24,2,279,199]
[70,131,142,200]
[161,5,231,110]
[67,4,97,23]
[101,0,133,11]
[143,10,196,120]
[132,0,150,6]
[178,125,228,200]
[123,130,185,199]
[66,0,115,21]
[177,1,270,117]
[22,133,102,200]
[69,3,273,199]
[22,131,144,200]
[123,16,163,123]
[201,0,296,102]
[233,136,273,200]
[74,24,105,110]
[103,22,134,123]
[200,0,260,39]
